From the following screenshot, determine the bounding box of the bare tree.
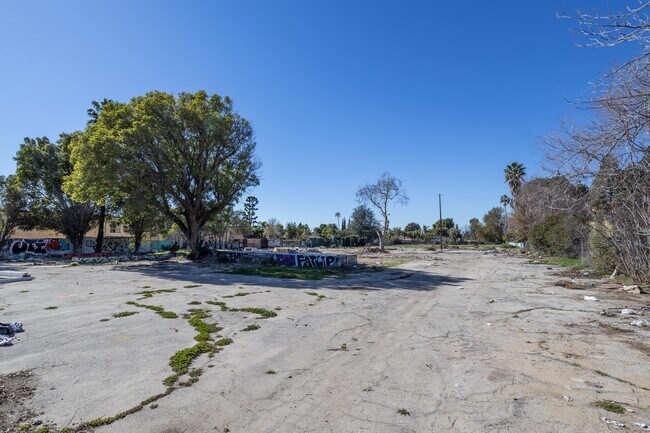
[356,172,409,251]
[543,2,650,281]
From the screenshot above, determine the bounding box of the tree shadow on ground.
[114,261,471,292]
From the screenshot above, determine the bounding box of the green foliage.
[188,312,221,342]
[243,196,259,228]
[136,289,176,298]
[169,342,212,374]
[593,400,625,414]
[504,161,526,193]
[215,337,234,346]
[348,204,379,242]
[126,301,178,319]
[112,311,139,318]
[242,323,260,331]
[67,91,260,259]
[285,222,306,239]
[529,214,574,257]
[478,207,505,244]
[0,175,28,247]
[589,229,617,274]
[432,218,455,237]
[14,135,98,253]
[234,307,277,318]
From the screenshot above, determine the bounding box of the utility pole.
[438,194,443,251]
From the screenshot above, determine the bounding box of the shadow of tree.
[114,261,471,292]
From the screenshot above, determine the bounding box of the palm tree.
[335,212,341,229]
[500,195,511,238]
[504,162,526,194]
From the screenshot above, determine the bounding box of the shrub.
[589,229,616,275]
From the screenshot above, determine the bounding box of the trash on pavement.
[602,417,625,428]
[620,285,642,294]
[634,422,650,431]
[584,295,598,301]
[630,319,649,328]
[621,308,637,315]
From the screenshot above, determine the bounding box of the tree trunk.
[95,205,106,253]
[69,231,85,256]
[187,216,201,260]
[377,229,384,251]
[133,226,143,255]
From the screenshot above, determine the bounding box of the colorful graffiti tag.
[213,250,357,268]
[8,239,71,257]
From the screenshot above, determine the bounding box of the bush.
[589,229,616,275]
[529,214,574,257]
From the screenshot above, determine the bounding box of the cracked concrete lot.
[1,250,649,432]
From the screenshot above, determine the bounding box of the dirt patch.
[0,370,38,430]
[552,268,595,279]
[627,340,650,357]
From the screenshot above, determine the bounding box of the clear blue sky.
[0,1,637,229]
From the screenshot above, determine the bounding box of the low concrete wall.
[214,250,357,268]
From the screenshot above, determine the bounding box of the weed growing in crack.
[223,292,251,298]
[112,311,139,318]
[397,408,411,416]
[169,342,212,374]
[206,300,229,311]
[242,323,260,331]
[594,400,625,414]
[265,369,276,374]
[231,307,277,318]
[126,301,178,319]
[188,312,222,342]
[136,289,176,298]
[45,306,58,310]
[184,284,202,288]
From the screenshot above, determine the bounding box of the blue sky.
[0,1,638,229]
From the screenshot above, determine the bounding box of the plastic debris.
[0,336,14,346]
[630,319,649,328]
[563,395,573,402]
[602,417,625,428]
[620,285,642,294]
[634,423,650,431]
[584,295,598,301]
[621,308,637,316]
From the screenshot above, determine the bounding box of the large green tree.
[15,135,99,253]
[0,175,28,248]
[67,91,260,259]
[348,205,379,243]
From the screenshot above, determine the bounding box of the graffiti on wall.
[8,239,71,257]
[5,237,150,258]
[295,254,337,268]
[213,250,357,268]
[275,253,297,267]
[82,238,131,254]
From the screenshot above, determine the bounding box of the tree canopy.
[66,91,260,259]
